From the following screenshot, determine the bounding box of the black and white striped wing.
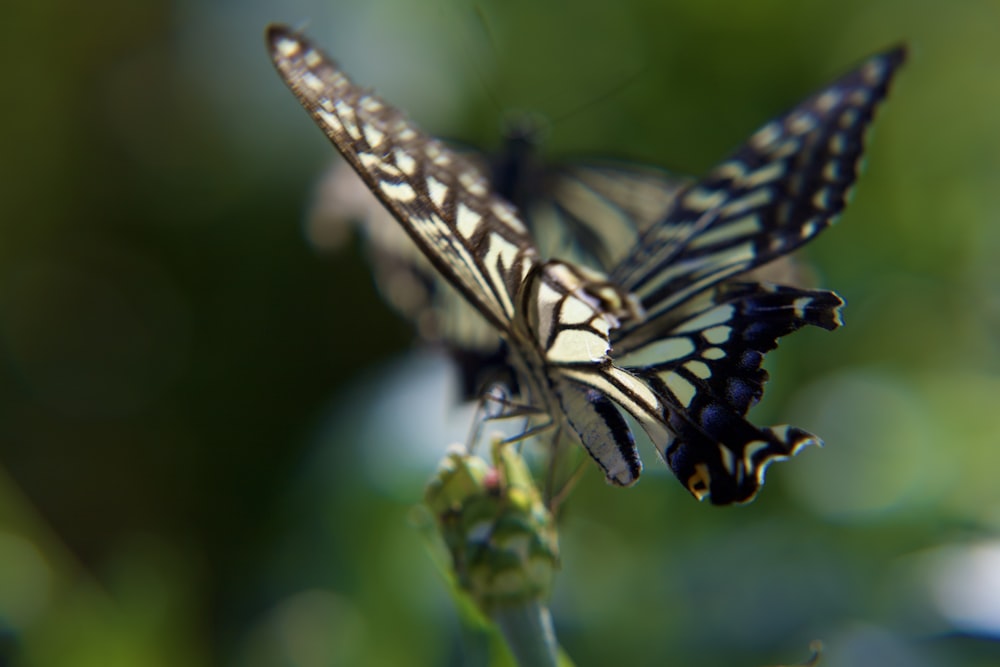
[612,46,907,351]
[620,282,844,503]
[268,25,537,334]
[267,26,656,487]
[537,162,690,271]
[609,47,906,503]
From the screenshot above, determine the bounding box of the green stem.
[491,601,559,667]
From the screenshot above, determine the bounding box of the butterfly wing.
[537,162,690,270]
[268,25,538,334]
[305,124,690,397]
[610,47,906,503]
[613,46,907,350]
[269,26,905,503]
[618,282,843,503]
[268,26,652,485]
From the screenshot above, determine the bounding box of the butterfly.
[267,24,905,504]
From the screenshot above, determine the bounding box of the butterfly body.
[268,26,904,504]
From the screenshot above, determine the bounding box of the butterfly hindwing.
[620,282,844,503]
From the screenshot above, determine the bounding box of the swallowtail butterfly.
[268,25,904,504]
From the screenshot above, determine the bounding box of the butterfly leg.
[465,383,549,454]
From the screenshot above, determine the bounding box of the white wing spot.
[302,72,325,91]
[792,296,813,319]
[861,60,885,84]
[718,445,737,475]
[336,102,362,140]
[686,214,761,249]
[426,176,448,209]
[744,162,785,189]
[823,160,840,181]
[360,96,383,113]
[359,152,399,178]
[394,149,416,175]
[814,89,842,112]
[751,121,781,148]
[455,204,480,239]
[685,360,712,379]
[703,325,731,344]
[663,372,697,408]
[548,328,608,364]
[683,187,728,212]
[491,202,528,234]
[482,232,520,317]
[743,440,773,471]
[559,296,596,326]
[379,179,417,202]
[675,305,735,334]
[316,109,343,134]
[848,89,871,106]
[788,112,817,135]
[363,124,386,149]
[534,280,562,347]
[275,37,302,58]
[713,161,747,180]
[812,187,834,211]
[771,139,800,160]
[460,171,487,197]
[303,49,322,67]
[720,188,772,218]
[629,337,695,364]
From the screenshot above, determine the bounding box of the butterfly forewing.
[612,47,907,350]
[268,26,537,333]
[542,163,690,270]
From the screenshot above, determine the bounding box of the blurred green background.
[2,0,999,665]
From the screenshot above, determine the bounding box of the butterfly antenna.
[461,1,506,118]
[547,62,648,127]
